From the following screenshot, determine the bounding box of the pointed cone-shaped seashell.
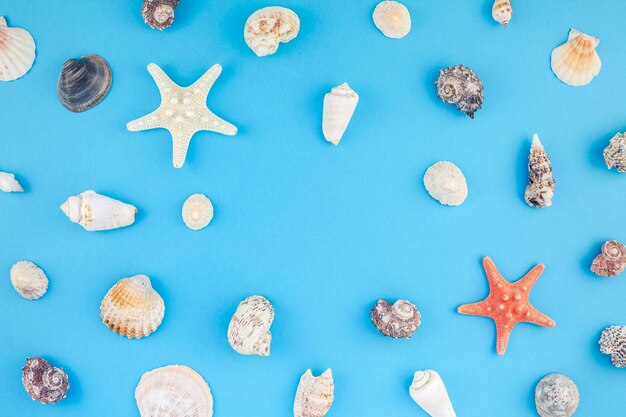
[244,7,300,57]
[535,374,579,417]
[10,261,48,300]
[228,295,274,356]
[0,171,24,192]
[492,0,512,26]
[135,365,213,417]
[57,55,112,112]
[551,29,601,87]
[100,275,165,339]
[182,193,214,231]
[373,1,411,39]
[0,17,36,81]
[322,82,359,145]
[524,134,555,208]
[409,370,456,417]
[423,161,468,206]
[142,0,179,30]
[603,132,626,172]
[294,369,334,417]
[60,190,137,231]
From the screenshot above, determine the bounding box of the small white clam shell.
[227,295,274,356]
[294,369,334,417]
[10,261,48,300]
[244,7,300,57]
[322,82,359,145]
[182,193,214,230]
[0,171,24,192]
[373,1,411,39]
[0,17,36,81]
[423,161,468,206]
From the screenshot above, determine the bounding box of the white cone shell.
[60,190,137,231]
[0,171,24,192]
[135,365,213,417]
[410,370,456,417]
[294,369,334,417]
[227,295,274,356]
[0,17,36,81]
[551,28,601,86]
[10,261,48,300]
[322,82,359,145]
[423,161,468,206]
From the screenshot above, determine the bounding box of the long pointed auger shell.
[100,275,165,339]
[551,29,601,86]
[60,190,137,231]
[524,134,554,208]
[409,370,456,417]
[0,17,36,81]
[135,365,213,417]
[492,0,512,26]
[294,369,334,417]
[227,295,274,356]
[322,82,359,145]
[57,54,112,112]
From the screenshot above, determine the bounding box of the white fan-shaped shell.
[551,28,601,86]
[228,295,274,356]
[294,369,334,417]
[10,261,48,300]
[0,17,36,81]
[492,0,512,26]
[135,365,213,417]
[373,1,411,39]
[322,82,359,145]
[244,7,300,57]
[182,193,214,230]
[423,161,468,206]
[60,190,137,231]
[409,370,456,417]
[0,171,24,192]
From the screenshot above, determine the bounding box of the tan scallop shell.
[423,161,468,206]
[182,193,214,230]
[244,7,300,57]
[551,29,601,86]
[373,1,411,39]
[294,369,334,417]
[100,275,165,339]
[10,261,48,300]
[135,365,213,417]
[0,17,36,81]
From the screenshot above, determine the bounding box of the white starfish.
[127,63,238,168]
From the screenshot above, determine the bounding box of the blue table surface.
[1,1,625,416]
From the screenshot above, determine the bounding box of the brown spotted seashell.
[371,299,421,338]
[599,325,626,368]
[591,240,626,277]
[142,0,179,30]
[22,357,69,404]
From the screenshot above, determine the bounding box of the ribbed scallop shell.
[22,357,69,404]
[373,1,411,39]
[142,0,179,30]
[244,7,300,57]
[294,369,334,417]
[492,0,512,26]
[599,325,626,368]
[0,17,36,81]
[423,161,468,206]
[182,194,214,230]
[227,295,274,356]
[535,374,579,417]
[135,365,213,417]
[10,261,48,300]
[371,299,421,338]
[100,275,165,339]
[603,132,626,172]
[551,29,601,87]
[57,55,112,112]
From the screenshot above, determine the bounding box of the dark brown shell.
[22,357,69,404]
[142,0,180,30]
[435,65,483,118]
[57,55,112,112]
[599,325,626,368]
[591,240,626,277]
[371,299,421,338]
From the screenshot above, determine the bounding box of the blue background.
[1,0,625,415]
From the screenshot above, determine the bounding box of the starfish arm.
[190,64,222,100]
[198,110,238,136]
[495,320,514,355]
[127,108,165,131]
[482,256,507,289]
[523,305,556,328]
[458,300,492,318]
[147,63,179,94]
[171,129,194,168]
[517,264,545,290]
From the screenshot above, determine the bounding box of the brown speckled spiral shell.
[142,0,179,30]
[591,240,626,277]
[22,357,69,404]
[435,65,483,118]
[371,299,421,338]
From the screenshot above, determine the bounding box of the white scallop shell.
[294,369,334,417]
[423,161,468,206]
[551,29,601,86]
[10,261,48,300]
[0,17,36,81]
[227,295,274,356]
[373,1,411,39]
[60,190,137,231]
[410,370,456,417]
[322,82,359,145]
[182,193,214,230]
[244,7,300,57]
[0,171,24,192]
[492,0,512,27]
[135,365,213,417]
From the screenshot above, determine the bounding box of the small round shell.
[227,295,274,356]
[10,261,48,300]
[182,193,214,231]
[244,7,300,57]
[142,0,179,30]
[535,374,579,417]
[435,65,483,118]
[423,161,468,206]
[373,1,411,39]
[57,55,112,112]
[22,357,69,404]
[0,17,36,81]
[599,325,626,368]
[371,299,421,338]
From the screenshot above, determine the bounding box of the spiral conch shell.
[599,325,626,368]
[135,365,213,417]
[244,7,300,57]
[100,275,165,339]
[371,299,421,338]
[409,370,456,417]
[322,82,359,145]
[590,240,626,277]
[551,29,601,87]
[228,295,274,356]
[373,1,411,39]
[22,357,69,404]
[435,65,483,118]
[535,374,579,417]
[10,261,48,300]
[603,132,626,172]
[294,369,334,417]
[524,134,554,208]
[492,0,512,26]
[0,17,36,81]
[0,171,24,192]
[142,0,179,30]
[423,161,468,206]
[60,190,137,231]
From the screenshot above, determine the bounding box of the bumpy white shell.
[0,171,24,192]
[409,370,456,417]
[551,29,601,86]
[492,0,512,26]
[100,275,165,339]
[322,82,359,145]
[182,193,214,230]
[135,365,213,417]
[244,7,300,57]
[535,374,579,417]
[423,161,468,206]
[60,190,137,231]
[294,369,334,417]
[0,17,36,81]
[373,1,411,39]
[10,261,48,300]
[227,295,274,356]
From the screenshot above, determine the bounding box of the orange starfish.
[458,256,556,355]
